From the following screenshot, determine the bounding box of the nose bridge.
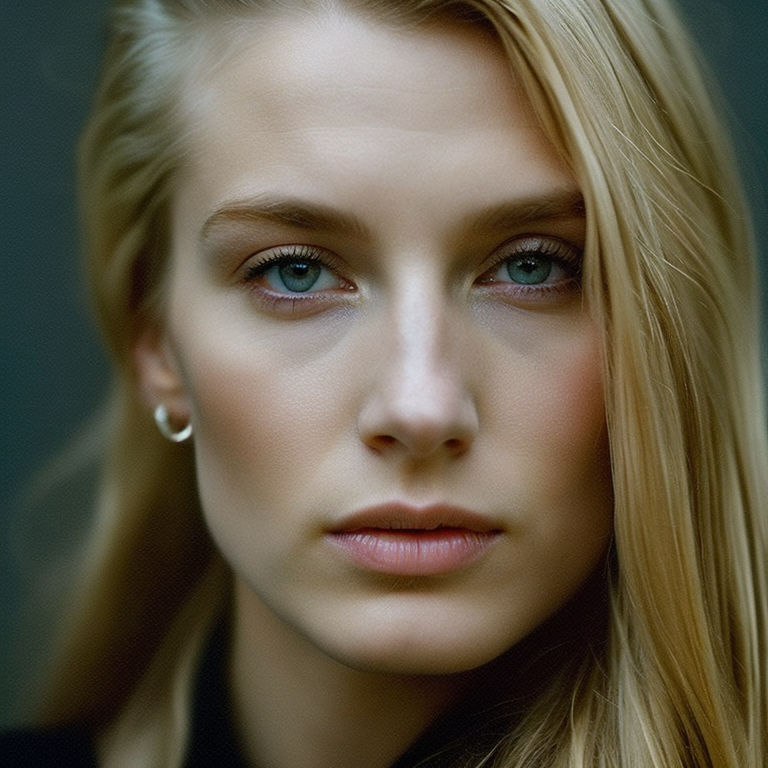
[358,270,478,458]
[389,278,454,403]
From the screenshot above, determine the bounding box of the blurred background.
[1,0,766,727]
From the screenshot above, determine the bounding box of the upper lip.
[328,502,503,533]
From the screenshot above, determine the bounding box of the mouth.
[327,503,502,577]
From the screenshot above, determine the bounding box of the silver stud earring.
[153,404,193,443]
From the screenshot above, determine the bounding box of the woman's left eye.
[477,236,582,291]
[243,245,348,295]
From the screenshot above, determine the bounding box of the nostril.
[366,434,398,453]
[445,438,467,456]
[363,432,471,459]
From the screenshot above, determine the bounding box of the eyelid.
[241,244,355,290]
[244,244,339,274]
[239,243,357,316]
[472,235,584,307]
[486,235,583,274]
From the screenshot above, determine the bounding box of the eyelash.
[241,237,582,311]
[476,236,582,298]
[244,244,334,280]
[242,245,354,314]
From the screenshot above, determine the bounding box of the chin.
[313,619,529,677]
[304,576,610,678]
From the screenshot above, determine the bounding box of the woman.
[5,0,766,765]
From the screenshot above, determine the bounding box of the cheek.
[487,315,612,553]
[545,329,607,473]
[485,310,607,468]
[543,324,610,512]
[175,316,351,522]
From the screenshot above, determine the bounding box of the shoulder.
[0,725,97,767]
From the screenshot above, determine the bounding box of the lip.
[327,503,502,576]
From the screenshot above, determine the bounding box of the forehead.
[182,10,516,126]
[172,8,574,238]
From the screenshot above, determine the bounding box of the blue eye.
[245,246,344,294]
[272,260,324,292]
[505,254,553,285]
[480,236,581,289]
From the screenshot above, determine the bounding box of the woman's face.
[139,10,613,674]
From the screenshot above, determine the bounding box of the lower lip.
[328,528,499,576]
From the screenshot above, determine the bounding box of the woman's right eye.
[243,245,354,296]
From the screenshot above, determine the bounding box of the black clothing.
[0,725,97,767]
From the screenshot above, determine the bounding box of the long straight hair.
[37,0,767,765]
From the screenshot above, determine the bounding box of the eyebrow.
[200,188,585,243]
[201,196,369,242]
[471,190,585,231]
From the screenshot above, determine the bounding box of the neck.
[228,578,472,768]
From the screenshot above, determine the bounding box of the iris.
[277,261,322,292]
[506,255,552,285]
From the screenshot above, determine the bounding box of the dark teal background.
[1,0,766,726]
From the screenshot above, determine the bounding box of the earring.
[153,404,193,443]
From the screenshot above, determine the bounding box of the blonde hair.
[37,0,767,765]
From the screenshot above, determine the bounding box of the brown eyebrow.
[201,196,369,242]
[200,188,585,244]
[470,190,585,232]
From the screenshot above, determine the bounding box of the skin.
[135,9,613,768]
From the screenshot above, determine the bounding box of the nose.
[357,284,479,460]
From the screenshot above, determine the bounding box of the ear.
[132,323,191,423]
